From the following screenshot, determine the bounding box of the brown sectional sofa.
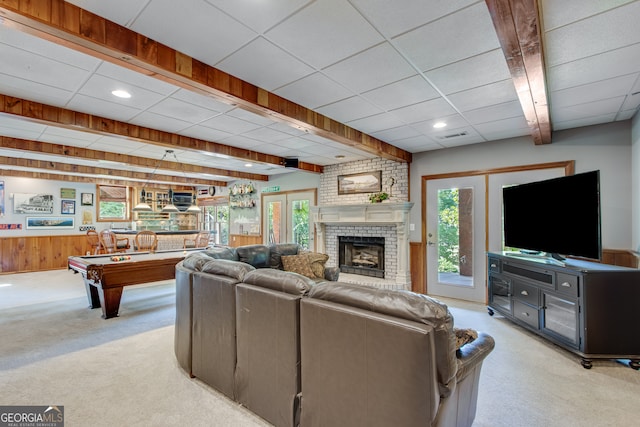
[174,244,495,427]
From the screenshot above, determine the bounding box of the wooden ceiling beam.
[0,154,223,187]
[0,0,412,164]
[0,136,262,183]
[486,0,551,145]
[0,95,293,178]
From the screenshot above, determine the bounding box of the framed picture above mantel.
[337,170,382,195]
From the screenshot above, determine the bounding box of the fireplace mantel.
[310,202,414,225]
[311,202,414,287]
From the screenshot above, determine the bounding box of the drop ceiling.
[0,0,638,188]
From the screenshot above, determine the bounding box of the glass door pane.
[291,199,310,250]
[267,199,283,244]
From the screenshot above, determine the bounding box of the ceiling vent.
[438,131,469,140]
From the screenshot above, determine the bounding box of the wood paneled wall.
[410,242,426,294]
[0,235,91,274]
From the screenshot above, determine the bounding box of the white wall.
[631,114,640,252]
[0,177,97,237]
[410,121,633,250]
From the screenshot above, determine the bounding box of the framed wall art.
[13,193,54,214]
[61,200,76,215]
[26,217,74,229]
[337,170,382,195]
[81,193,94,206]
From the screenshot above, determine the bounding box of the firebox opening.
[339,236,385,278]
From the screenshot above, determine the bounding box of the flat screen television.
[502,170,601,262]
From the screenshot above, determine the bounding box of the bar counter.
[112,229,200,251]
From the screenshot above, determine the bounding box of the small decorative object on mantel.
[369,192,389,203]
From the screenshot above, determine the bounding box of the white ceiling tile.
[540,0,636,30]
[316,96,383,123]
[544,1,640,67]
[241,127,292,143]
[65,0,150,27]
[130,0,257,66]
[477,127,531,142]
[390,97,457,124]
[207,0,314,33]
[351,0,478,38]
[410,114,470,134]
[265,0,384,69]
[426,49,512,95]
[391,135,442,152]
[217,37,315,92]
[447,79,519,112]
[178,125,233,142]
[371,125,422,143]
[463,101,525,125]
[547,43,640,92]
[95,62,178,96]
[362,75,439,111]
[0,43,93,92]
[553,114,618,131]
[0,25,101,71]
[148,97,221,123]
[77,74,168,110]
[473,116,530,135]
[0,73,73,107]
[129,111,194,133]
[171,89,235,113]
[200,114,263,134]
[322,43,416,93]
[66,94,142,121]
[347,113,407,135]
[616,109,638,121]
[226,108,278,126]
[552,96,627,123]
[275,72,353,109]
[393,2,500,71]
[550,74,637,109]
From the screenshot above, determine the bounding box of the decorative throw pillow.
[454,327,478,357]
[304,252,329,278]
[281,254,315,278]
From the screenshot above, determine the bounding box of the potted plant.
[369,192,389,203]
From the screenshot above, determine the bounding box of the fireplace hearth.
[339,236,385,278]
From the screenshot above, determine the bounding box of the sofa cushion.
[182,252,215,271]
[302,252,329,279]
[204,246,239,261]
[243,268,315,296]
[236,244,271,269]
[308,282,458,397]
[201,259,256,282]
[268,243,300,269]
[282,254,316,278]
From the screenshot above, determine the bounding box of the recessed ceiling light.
[244,163,253,168]
[335,155,345,159]
[433,122,447,129]
[111,89,131,99]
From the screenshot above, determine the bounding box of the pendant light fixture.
[160,150,201,213]
[133,150,174,212]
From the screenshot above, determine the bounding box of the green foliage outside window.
[438,189,460,273]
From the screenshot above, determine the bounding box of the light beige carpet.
[1,269,639,426]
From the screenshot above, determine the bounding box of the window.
[97,185,130,221]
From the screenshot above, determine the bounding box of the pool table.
[68,248,202,319]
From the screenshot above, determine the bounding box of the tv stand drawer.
[513,300,539,329]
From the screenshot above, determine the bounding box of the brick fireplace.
[310,202,413,290]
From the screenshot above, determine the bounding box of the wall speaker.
[283,158,299,168]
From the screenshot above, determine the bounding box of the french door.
[262,190,316,250]
[426,175,486,302]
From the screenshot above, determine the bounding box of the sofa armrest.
[323,266,340,281]
[455,331,495,381]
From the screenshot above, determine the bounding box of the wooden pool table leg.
[97,286,124,319]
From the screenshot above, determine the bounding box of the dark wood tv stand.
[487,252,640,369]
